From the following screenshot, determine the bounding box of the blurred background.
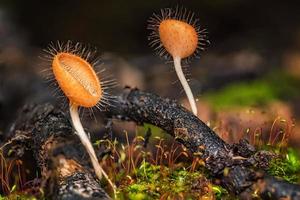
[0,0,300,148]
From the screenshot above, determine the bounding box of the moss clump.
[117,161,231,199]
[267,148,300,183]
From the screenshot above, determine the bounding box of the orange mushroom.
[45,41,116,196]
[148,8,209,116]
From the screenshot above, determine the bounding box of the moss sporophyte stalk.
[45,41,116,197]
[148,7,209,116]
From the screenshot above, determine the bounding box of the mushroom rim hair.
[147,7,210,64]
[42,40,118,113]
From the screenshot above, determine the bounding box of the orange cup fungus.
[45,41,116,196]
[52,52,102,107]
[159,19,198,59]
[148,7,209,116]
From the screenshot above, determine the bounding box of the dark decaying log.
[105,88,300,200]
[4,104,111,200]
[3,88,300,200]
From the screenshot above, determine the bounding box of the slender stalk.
[69,104,116,196]
[173,56,198,115]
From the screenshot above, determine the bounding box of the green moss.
[117,161,231,199]
[203,71,300,110]
[212,185,231,200]
[0,194,38,200]
[268,148,300,183]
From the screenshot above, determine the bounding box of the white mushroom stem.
[69,104,116,196]
[173,56,198,116]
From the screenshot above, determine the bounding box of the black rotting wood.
[4,104,111,200]
[109,88,229,160]
[105,88,300,200]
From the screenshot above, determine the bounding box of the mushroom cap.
[159,19,198,59]
[52,52,102,107]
